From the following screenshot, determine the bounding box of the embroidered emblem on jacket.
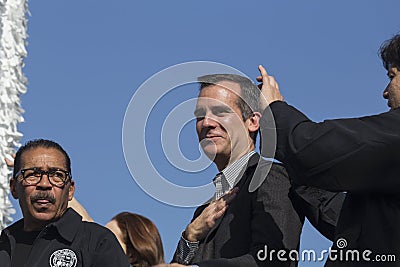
[49,249,77,267]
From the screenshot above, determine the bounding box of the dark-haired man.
[0,139,129,267]
[168,74,344,267]
[258,34,400,266]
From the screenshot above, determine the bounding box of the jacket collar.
[48,208,82,243]
[205,152,261,239]
[247,152,260,168]
[232,152,260,187]
[1,208,82,244]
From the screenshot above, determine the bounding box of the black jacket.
[0,208,130,267]
[262,101,400,266]
[173,154,344,267]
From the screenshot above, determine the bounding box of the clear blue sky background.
[9,1,400,266]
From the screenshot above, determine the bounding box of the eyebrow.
[194,107,204,117]
[211,105,233,113]
[194,104,233,117]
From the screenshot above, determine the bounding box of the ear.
[247,112,261,133]
[10,178,19,199]
[68,180,75,201]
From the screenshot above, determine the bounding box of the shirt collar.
[2,208,82,244]
[47,208,82,243]
[221,150,256,189]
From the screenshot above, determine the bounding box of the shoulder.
[57,209,115,242]
[81,221,115,239]
[0,219,23,244]
[247,159,290,193]
[76,221,124,253]
[72,222,129,266]
[266,161,288,178]
[246,156,288,178]
[2,219,24,234]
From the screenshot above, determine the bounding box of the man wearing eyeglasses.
[0,139,129,267]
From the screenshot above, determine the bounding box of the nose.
[36,173,53,190]
[383,84,390,99]
[202,114,218,128]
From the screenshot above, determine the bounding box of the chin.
[31,206,64,222]
[201,145,218,159]
[32,211,58,222]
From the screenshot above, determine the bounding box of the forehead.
[20,147,67,168]
[197,81,241,107]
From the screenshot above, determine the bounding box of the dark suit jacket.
[262,101,400,266]
[173,153,344,267]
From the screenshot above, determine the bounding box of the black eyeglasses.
[14,167,71,187]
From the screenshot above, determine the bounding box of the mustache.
[30,192,56,204]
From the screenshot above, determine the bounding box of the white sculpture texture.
[0,0,28,229]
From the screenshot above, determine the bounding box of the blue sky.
[10,1,400,266]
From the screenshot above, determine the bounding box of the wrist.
[184,225,200,242]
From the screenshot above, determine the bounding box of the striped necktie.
[213,172,224,200]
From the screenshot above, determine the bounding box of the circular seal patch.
[49,248,77,267]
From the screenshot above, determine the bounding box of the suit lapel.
[204,154,260,242]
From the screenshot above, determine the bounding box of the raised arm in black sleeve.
[260,101,400,193]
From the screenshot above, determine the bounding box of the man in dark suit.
[258,34,400,266]
[165,74,343,267]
